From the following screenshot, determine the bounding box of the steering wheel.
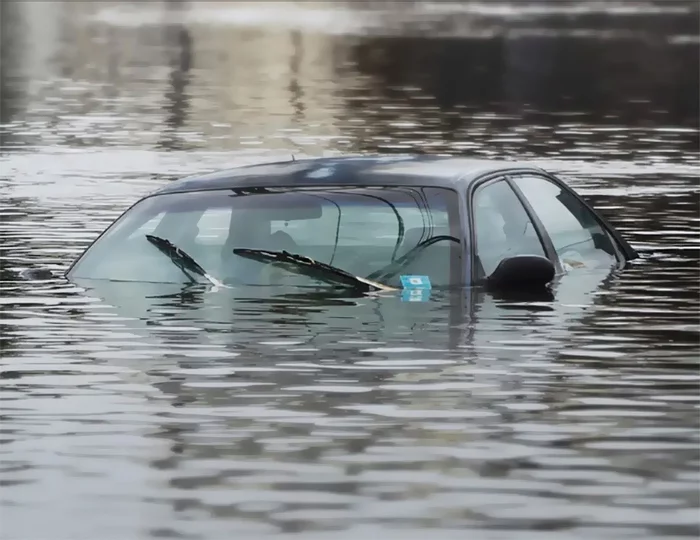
[367,235,460,283]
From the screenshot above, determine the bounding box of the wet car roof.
[154,155,548,195]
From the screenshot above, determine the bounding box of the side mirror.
[486,255,555,290]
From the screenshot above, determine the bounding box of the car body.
[64,155,638,294]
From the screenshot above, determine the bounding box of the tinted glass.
[513,175,619,269]
[68,187,462,288]
[473,180,547,276]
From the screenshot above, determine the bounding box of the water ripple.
[1,1,698,539]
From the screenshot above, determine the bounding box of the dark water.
[1,2,699,539]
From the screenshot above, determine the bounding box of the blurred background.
[0,2,698,540]
[2,0,698,155]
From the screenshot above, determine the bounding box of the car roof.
[153,155,548,195]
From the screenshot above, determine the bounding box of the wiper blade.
[232,248,395,292]
[146,234,225,287]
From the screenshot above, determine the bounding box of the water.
[1,1,699,539]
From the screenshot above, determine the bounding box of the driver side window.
[473,180,547,277]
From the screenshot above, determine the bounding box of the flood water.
[1,1,699,539]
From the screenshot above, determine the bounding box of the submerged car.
[64,155,638,294]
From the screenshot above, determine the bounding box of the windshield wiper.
[232,248,395,292]
[367,235,459,282]
[146,234,225,287]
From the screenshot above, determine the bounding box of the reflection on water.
[0,1,698,539]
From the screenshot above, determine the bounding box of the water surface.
[0,2,698,539]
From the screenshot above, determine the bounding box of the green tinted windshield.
[68,186,463,287]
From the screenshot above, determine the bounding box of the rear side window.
[512,175,619,269]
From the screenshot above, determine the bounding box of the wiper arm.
[146,234,225,287]
[232,248,395,292]
[367,235,459,282]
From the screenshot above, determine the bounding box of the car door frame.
[504,170,638,263]
[465,170,563,285]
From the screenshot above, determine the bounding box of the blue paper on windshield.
[400,275,432,290]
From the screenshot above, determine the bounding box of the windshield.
[67,186,463,288]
